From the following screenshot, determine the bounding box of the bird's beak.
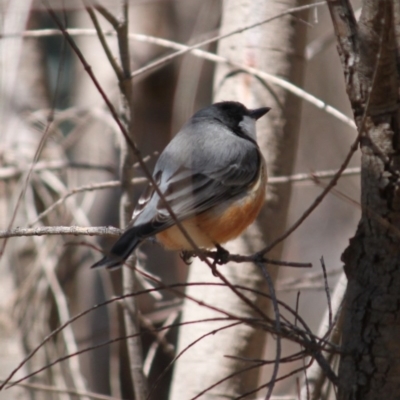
[249,107,271,120]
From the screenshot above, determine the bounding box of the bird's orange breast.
[156,160,267,250]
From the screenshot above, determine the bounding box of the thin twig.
[196,249,312,268]
[268,167,360,184]
[256,129,362,257]
[299,273,347,400]
[190,361,266,400]
[142,311,178,376]
[0,160,115,180]
[2,27,355,129]
[236,362,313,400]
[148,321,242,399]
[42,261,89,396]
[11,165,362,227]
[24,182,88,395]
[320,257,332,328]
[7,318,238,390]
[315,180,400,240]
[85,6,124,80]
[101,1,149,397]
[256,262,281,400]
[28,177,147,226]
[0,380,120,400]
[45,5,214,271]
[94,4,120,27]
[129,2,327,79]
[1,280,340,392]
[295,292,300,328]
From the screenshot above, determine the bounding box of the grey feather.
[133,117,261,230]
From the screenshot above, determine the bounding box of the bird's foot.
[180,250,193,265]
[210,244,230,276]
[215,244,230,265]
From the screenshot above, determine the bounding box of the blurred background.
[0,0,360,399]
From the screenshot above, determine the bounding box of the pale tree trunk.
[169,0,309,398]
[327,0,400,399]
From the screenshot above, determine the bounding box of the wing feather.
[130,121,262,238]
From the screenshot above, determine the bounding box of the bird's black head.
[193,101,270,142]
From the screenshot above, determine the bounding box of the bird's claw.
[180,250,193,265]
[210,244,230,276]
[215,244,230,265]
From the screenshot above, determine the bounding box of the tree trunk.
[169,1,309,398]
[327,1,400,398]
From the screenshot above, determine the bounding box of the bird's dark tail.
[91,226,144,269]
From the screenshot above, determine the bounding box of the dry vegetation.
[1,1,399,399]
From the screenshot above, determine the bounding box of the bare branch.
[45,7,213,268]
[193,250,312,268]
[0,160,115,180]
[129,2,327,80]
[269,167,360,184]
[28,177,147,226]
[2,28,356,129]
[256,262,282,399]
[142,311,178,376]
[299,273,346,400]
[1,279,340,393]
[85,6,124,80]
[0,380,120,400]
[93,4,120,27]
[0,226,121,239]
[258,4,390,259]
[257,127,361,257]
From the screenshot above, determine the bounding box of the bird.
[91,101,270,269]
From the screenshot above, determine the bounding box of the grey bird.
[91,101,270,269]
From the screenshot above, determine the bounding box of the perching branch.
[0,225,121,238]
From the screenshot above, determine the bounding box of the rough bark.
[327,0,400,398]
[169,1,309,398]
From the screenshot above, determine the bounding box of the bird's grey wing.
[160,151,260,218]
[131,146,261,235]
